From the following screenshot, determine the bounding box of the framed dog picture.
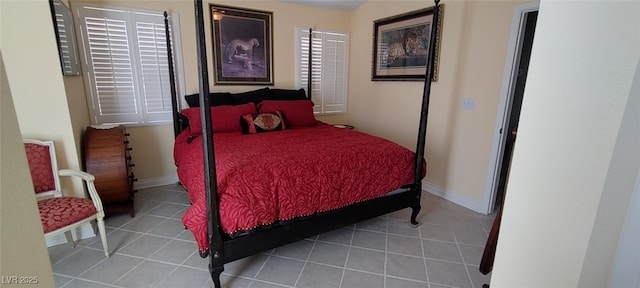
[210,4,273,85]
[372,5,444,82]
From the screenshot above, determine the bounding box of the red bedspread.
[174,125,420,253]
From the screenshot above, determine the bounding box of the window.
[74,4,184,125]
[50,0,81,75]
[295,27,349,115]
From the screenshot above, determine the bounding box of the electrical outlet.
[462,98,476,110]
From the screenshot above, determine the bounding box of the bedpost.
[165,11,180,138]
[307,28,313,100]
[194,0,225,287]
[412,0,441,225]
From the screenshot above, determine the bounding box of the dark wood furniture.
[480,207,502,275]
[168,0,440,286]
[83,125,136,217]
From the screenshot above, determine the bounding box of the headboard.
[175,87,310,134]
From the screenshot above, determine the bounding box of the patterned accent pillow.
[241,111,285,134]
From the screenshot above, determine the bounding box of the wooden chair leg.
[64,231,75,249]
[96,218,110,257]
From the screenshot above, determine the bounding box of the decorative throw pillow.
[181,102,257,136]
[258,100,317,127]
[241,111,286,134]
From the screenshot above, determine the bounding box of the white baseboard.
[45,223,96,247]
[133,175,179,190]
[422,180,490,215]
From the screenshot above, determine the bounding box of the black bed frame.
[167,1,440,286]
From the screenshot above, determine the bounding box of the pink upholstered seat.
[24,139,109,258]
[38,197,97,233]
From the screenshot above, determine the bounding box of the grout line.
[106,227,195,244]
[383,215,389,288]
[453,227,475,288]
[154,264,180,287]
[48,246,82,267]
[73,250,111,281]
[59,277,123,288]
[53,274,74,288]
[248,247,274,287]
[250,279,293,288]
[419,220,432,288]
[292,237,317,287]
[338,225,357,288]
[109,254,146,286]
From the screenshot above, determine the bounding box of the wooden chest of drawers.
[83,125,135,217]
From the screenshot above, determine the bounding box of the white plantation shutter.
[295,28,349,115]
[134,17,173,123]
[82,10,138,124]
[53,2,80,75]
[321,32,348,114]
[76,4,181,125]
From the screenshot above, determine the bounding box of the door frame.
[482,2,539,214]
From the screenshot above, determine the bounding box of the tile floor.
[48,184,496,288]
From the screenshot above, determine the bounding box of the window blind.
[52,0,81,75]
[76,4,181,125]
[295,28,349,115]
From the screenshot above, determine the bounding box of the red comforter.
[175,125,420,253]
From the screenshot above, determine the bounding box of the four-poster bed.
[168,0,441,286]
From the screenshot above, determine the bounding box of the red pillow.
[181,102,257,135]
[257,100,316,127]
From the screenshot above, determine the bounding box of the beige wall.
[349,0,529,209]
[63,76,91,170]
[0,0,85,196]
[491,0,640,286]
[0,54,55,288]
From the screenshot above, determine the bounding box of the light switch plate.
[463,98,476,110]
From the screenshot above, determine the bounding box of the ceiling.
[278,0,366,11]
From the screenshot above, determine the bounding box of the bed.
[169,1,441,287]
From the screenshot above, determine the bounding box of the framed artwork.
[210,4,273,85]
[371,5,444,82]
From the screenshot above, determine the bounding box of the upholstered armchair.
[23,139,109,257]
